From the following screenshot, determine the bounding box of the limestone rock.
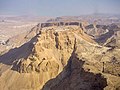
[0,25,120,90]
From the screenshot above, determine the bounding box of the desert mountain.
[0,22,120,90]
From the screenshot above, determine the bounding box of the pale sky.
[0,0,120,16]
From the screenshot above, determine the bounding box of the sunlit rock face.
[0,24,120,90]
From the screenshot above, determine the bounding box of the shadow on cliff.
[0,34,38,71]
[95,29,114,44]
[42,43,107,90]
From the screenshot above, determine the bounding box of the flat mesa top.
[42,25,81,32]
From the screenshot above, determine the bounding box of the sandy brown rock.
[0,25,120,90]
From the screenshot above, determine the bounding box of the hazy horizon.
[0,0,120,16]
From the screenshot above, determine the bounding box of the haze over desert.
[0,0,120,90]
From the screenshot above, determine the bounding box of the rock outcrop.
[0,25,120,90]
[15,26,96,74]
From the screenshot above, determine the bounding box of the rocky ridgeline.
[37,21,84,29]
[2,21,119,50]
[16,26,93,74]
[12,25,120,90]
[0,21,120,90]
[1,21,84,46]
[0,21,85,56]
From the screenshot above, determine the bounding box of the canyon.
[0,15,120,90]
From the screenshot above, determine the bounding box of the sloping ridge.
[0,27,117,90]
[0,34,38,72]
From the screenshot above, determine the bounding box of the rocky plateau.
[0,20,120,90]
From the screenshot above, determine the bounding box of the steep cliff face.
[84,24,108,39]
[0,26,120,90]
[17,26,96,72]
[104,30,120,49]
[84,24,120,46]
[16,26,99,90]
